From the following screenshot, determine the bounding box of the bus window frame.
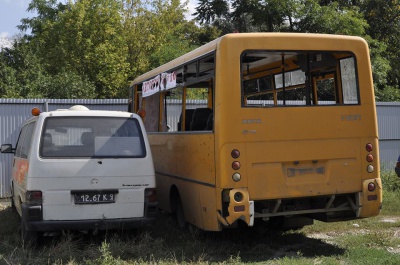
[241,50,361,108]
[133,52,216,133]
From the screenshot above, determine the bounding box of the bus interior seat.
[205,113,213,130]
[190,108,213,131]
[178,109,195,131]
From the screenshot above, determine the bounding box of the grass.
[0,171,399,264]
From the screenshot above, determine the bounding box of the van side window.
[15,122,36,159]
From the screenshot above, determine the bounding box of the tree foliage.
[194,0,400,101]
[0,0,400,101]
[1,0,207,99]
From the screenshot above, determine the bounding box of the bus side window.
[190,108,212,131]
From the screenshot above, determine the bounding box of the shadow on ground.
[0,205,345,264]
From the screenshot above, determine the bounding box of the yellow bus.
[129,33,382,231]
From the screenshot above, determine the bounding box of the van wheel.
[21,220,38,247]
[10,196,16,212]
[10,185,16,212]
[175,197,187,229]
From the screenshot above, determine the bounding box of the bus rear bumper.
[220,188,255,227]
[357,178,382,218]
[218,178,382,229]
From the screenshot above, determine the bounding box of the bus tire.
[175,197,187,229]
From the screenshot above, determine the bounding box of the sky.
[0,0,197,48]
[0,0,33,47]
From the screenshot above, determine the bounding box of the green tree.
[0,39,96,99]
[294,0,368,35]
[7,0,216,99]
[123,0,214,80]
[0,48,20,98]
[193,0,400,101]
[361,0,400,91]
[195,0,368,35]
[21,0,129,98]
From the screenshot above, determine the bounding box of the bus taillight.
[232,173,241,182]
[234,205,245,212]
[368,182,376,192]
[232,161,241,170]
[234,192,243,202]
[366,154,374,162]
[231,149,240,158]
[366,143,373,152]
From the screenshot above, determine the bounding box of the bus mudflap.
[220,188,254,227]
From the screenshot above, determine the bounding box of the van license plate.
[74,193,115,204]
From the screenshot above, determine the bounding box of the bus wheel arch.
[169,185,187,229]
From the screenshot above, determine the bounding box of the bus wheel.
[21,220,38,247]
[175,197,187,229]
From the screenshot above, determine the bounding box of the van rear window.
[40,117,146,158]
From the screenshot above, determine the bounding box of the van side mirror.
[1,144,15,153]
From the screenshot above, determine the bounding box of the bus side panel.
[150,133,219,230]
[149,134,215,184]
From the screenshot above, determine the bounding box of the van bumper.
[22,202,158,232]
[25,217,156,232]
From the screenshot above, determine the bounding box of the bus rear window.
[40,117,146,158]
[241,51,359,107]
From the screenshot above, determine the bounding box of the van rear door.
[29,115,155,221]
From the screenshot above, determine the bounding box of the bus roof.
[130,33,365,86]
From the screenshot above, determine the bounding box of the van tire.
[10,196,16,212]
[21,220,38,247]
[10,184,16,212]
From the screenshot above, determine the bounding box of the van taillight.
[145,188,157,203]
[26,191,42,204]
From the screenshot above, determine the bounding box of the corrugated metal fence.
[376,102,400,170]
[1,99,399,197]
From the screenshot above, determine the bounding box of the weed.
[381,171,400,192]
[1,173,399,264]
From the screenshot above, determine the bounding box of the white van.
[1,106,157,244]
